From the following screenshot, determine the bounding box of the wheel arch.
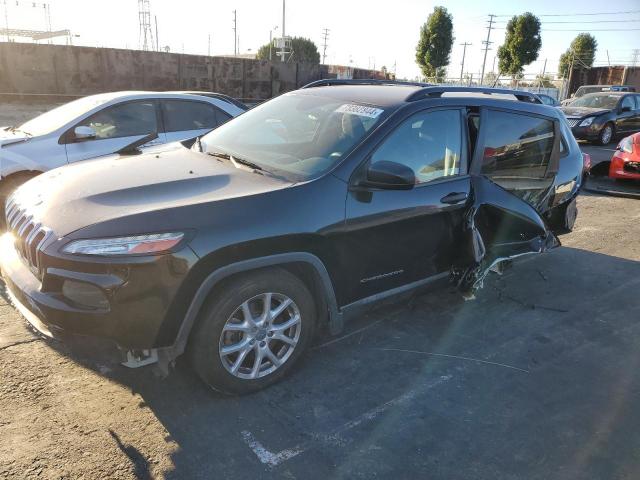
[156,252,343,369]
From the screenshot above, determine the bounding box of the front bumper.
[609,154,640,180]
[0,235,198,351]
[570,124,600,141]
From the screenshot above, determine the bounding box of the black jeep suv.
[1,82,584,394]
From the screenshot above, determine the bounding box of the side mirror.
[620,106,632,113]
[362,161,415,190]
[73,125,96,141]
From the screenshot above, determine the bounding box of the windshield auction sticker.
[336,104,384,118]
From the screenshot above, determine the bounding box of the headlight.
[579,117,595,127]
[62,232,184,256]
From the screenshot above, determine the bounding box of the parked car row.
[0,83,585,393]
[0,91,247,213]
[560,92,640,145]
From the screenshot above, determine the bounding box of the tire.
[597,123,614,146]
[547,198,577,235]
[0,171,40,229]
[188,267,317,395]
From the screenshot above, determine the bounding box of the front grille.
[624,162,640,174]
[5,196,53,274]
[566,118,580,128]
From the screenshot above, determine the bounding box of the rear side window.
[621,96,635,111]
[215,109,232,126]
[162,100,218,132]
[481,111,554,180]
[78,101,157,140]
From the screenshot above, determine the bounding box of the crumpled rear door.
[453,107,563,296]
[452,175,560,296]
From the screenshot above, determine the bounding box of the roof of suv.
[298,80,550,112]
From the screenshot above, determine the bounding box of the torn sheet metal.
[452,176,560,297]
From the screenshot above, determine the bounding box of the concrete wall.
[0,43,386,102]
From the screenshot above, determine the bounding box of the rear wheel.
[188,268,316,395]
[597,123,614,146]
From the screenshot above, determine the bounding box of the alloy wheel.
[219,293,302,379]
[601,125,613,144]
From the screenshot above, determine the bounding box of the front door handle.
[440,192,469,204]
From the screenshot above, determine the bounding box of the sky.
[3,0,640,81]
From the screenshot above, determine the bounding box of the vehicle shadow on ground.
[10,246,640,479]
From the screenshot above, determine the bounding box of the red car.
[609,133,640,180]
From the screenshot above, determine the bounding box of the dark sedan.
[561,92,640,145]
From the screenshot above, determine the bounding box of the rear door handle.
[440,192,469,204]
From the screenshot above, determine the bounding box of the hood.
[0,127,30,147]
[9,143,293,237]
[561,106,610,118]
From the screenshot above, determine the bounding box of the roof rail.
[405,86,542,103]
[301,79,433,89]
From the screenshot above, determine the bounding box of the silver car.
[0,91,246,205]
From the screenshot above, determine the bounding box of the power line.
[494,28,640,32]
[494,9,640,17]
[495,19,640,24]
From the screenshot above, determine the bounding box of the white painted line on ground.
[241,374,453,467]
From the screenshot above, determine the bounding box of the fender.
[155,252,342,371]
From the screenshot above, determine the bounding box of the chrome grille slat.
[7,206,22,229]
[4,198,54,275]
[17,216,34,237]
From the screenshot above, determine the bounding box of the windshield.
[19,95,112,136]
[570,94,620,109]
[200,93,386,181]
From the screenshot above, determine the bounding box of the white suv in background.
[0,91,247,207]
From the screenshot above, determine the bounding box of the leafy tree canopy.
[415,6,454,81]
[256,36,320,63]
[497,12,542,76]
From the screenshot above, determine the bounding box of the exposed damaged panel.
[452,176,560,297]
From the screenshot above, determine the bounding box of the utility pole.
[606,49,610,67]
[459,42,471,83]
[480,14,495,86]
[566,50,576,100]
[232,9,237,56]
[280,0,286,61]
[208,33,211,56]
[321,28,330,64]
[155,15,159,51]
[538,58,547,91]
[3,0,10,42]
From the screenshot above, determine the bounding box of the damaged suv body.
[0,82,583,394]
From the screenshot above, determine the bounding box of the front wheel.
[597,123,614,146]
[188,268,316,395]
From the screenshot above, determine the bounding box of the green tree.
[558,33,597,78]
[256,36,320,63]
[483,71,499,86]
[535,74,555,88]
[415,6,454,81]
[497,12,542,78]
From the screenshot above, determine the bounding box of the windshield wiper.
[207,151,263,171]
[231,156,263,171]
